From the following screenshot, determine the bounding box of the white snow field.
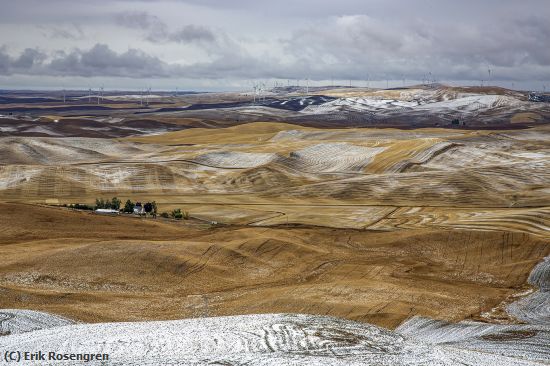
[396,317,550,363]
[0,312,545,366]
[507,256,550,325]
[0,309,73,336]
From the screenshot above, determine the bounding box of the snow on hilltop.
[0,312,546,365]
[301,94,529,115]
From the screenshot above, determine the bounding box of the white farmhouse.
[133,202,144,215]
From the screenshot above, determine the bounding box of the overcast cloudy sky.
[0,0,549,90]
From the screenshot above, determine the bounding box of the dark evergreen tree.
[111,197,121,210]
[123,199,134,213]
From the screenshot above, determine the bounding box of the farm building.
[133,202,144,215]
[94,208,119,215]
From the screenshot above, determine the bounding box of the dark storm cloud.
[0,44,175,78]
[115,11,216,44]
[11,48,47,69]
[0,48,11,74]
[49,44,172,77]
[1,42,277,80]
[0,47,48,74]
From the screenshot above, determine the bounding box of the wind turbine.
[88,88,92,103]
[253,83,257,103]
[145,87,151,107]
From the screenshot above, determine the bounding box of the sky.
[0,0,549,91]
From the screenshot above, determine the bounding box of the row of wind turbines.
[60,87,159,106]
[57,70,546,107]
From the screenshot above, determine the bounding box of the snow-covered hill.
[301,93,531,116]
[0,311,546,365]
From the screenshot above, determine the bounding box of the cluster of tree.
[123,199,158,217]
[157,209,190,220]
[95,197,122,210]
[451,118,466,126]
[144,202,156,215]
[166,208,189,220]
[123,199,134,213]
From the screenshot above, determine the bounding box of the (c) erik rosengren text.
[4,350,109,363]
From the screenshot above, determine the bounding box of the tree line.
[65,197,190,220]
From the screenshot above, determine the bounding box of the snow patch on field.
[416,95,523,112]
[0,166,43,188]
[512,152,549,159]
[284,143,385,172]
[302,97,418,114]
[396,316,549,363]
[397,254,550,364]
[97,95,163,100]
[507,256,550,325]
[192,151,277,168]
[23,126,63,136]
[0,309,73,336]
